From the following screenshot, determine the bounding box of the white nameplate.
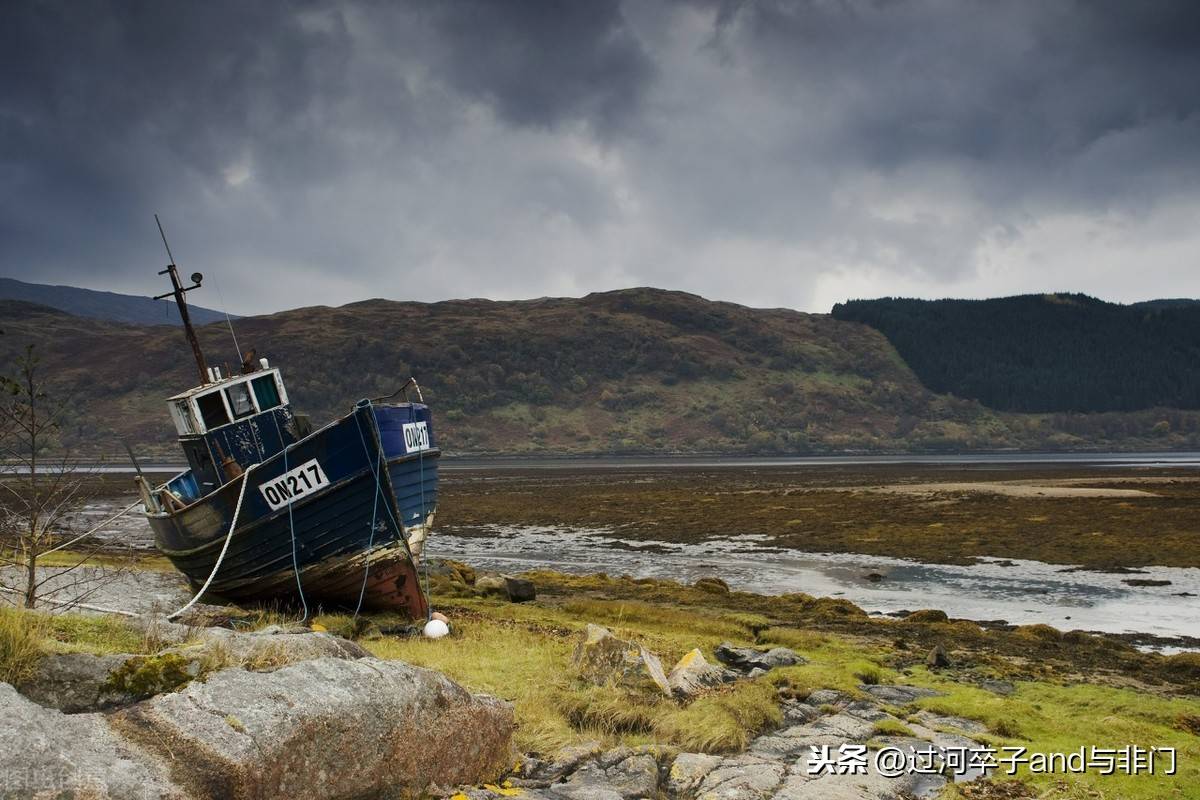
[402,421,432,453]
[259,459,329,511]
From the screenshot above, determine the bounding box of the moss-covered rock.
[102,652,202,700]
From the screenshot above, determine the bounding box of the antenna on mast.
[153,214,210,386]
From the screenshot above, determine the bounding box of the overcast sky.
[2,1,1199,316]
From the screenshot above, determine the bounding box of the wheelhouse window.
[252,374,282,411]
[225,382,256,419]
[196,390,231,430]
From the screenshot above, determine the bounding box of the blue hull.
[148,402,439,616]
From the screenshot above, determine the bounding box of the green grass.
[871,718,917,738]
[0,606,173,685]
[0,607,48,684]
[365,610,579,753]
[902,668,1200,799]
[364,596,789,754]
[44,612,159,655]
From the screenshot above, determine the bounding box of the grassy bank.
[365,571,1200,799]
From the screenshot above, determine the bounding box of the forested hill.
[3,289,1200,457]
[831,294,1200,413]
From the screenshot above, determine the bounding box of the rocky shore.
[2,562,1197,799]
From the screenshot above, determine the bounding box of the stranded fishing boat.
[135,240,437,618]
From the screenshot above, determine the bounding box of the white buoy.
[423,618,450,639]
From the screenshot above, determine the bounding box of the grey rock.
[16,649,210,713]
[781,702,821,726]
[184,628,370,670]
[773,754,946,800]
[111,657,515,799]
[476,573,510,596]
[862,684,941,705]
[926,644,952,668]
[475,573,537,602]
[668,648,739,697]
[748,732,814,760]
[803,689,848,708]
[844,700,890,722]
[913,710,988,735]
[505,576,537,603]
[785,713,875,743]
[714,642,805,672]
[695,758,786,800]
[17,628,370,713]
[548,785,624,800]
[250,622,312,636]
[456,789,557,800]
[668,752,723,797]
[572,624,672,696]
[15,652,143,713]
[518,742,604,786]
[551,751,658,800]
[0,683,185,799]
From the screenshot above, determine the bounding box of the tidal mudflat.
[74,460,1200,643]
[436,462,1200,644]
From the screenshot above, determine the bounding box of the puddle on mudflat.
[434,524,1200,647]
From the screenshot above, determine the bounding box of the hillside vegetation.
[2,289,1199,457]
[832,293,1200,413]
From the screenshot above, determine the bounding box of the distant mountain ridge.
[0,276,235,326]
[2,287,1199,457]
[832,293,1200,413]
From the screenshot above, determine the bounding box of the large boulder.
[17,651,206,713]
[16,629,369,713]
[572,624,671,696]
[15,652,145,713]
[714,642,805,672]
[0,683,185,799]
[186,628,370,670]
[504,576,537,603]
[666,648,738,698]
[475,572,537,603]
[111,657,515,799]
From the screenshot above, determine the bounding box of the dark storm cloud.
[2,1,1199,314]
[428,0,654,133]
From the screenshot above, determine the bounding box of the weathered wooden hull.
[148,402,438,618]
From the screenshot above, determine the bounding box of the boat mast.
[152,215,209,386]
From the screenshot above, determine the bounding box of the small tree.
[0,344,109,609]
